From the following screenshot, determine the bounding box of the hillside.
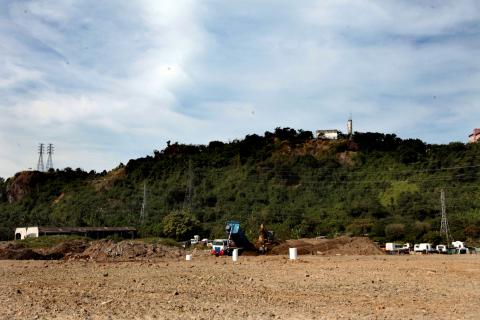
[1,128,480,244]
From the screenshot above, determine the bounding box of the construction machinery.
[225,220,255,253]
[210,221,276,256]
[257,224,275,254]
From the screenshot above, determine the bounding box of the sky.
[0,0,479,178]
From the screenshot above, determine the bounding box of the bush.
[162,211,201,241]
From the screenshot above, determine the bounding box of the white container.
[186,254,192,261]
[289,247,298,260]
[232,249,238,262]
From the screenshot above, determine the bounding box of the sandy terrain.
[1,254,479,320]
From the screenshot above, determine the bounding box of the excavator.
[257,223,275,254]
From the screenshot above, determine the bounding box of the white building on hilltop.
[316,129,339,140]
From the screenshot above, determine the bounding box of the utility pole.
[140,181,146,224]
[440,188,452,245]
[37,143,45,172]
[46,143,54,171]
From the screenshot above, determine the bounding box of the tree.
[162,211,200,240]
[385,223,405,240]
[0,177,5,203]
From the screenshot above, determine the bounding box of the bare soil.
[269,236,384,256]
[1,255,479,319]
[0,236,383,262]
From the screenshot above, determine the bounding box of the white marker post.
[186,254,192,261]
[289,248,298,260]
[232,249,239,262]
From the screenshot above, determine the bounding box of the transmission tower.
[46,143,54,171]
[183,160,194,212]
[440,188,452,245]
[37,143,45,172]
[140,181,147,224]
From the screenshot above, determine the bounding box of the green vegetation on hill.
[1,128,480,245]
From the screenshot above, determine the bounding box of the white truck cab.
[414,243,432,253]
[452,241,469,254]
[211,239,229,256]
[436,244,447,253]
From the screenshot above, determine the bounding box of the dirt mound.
[40,239,90,259]
[270,236,384,256]
[72,240,184,261]
[0,242,43,260]
[0,239,90,260]
[0,239,185,261]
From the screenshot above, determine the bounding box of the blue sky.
[0,0,479,178]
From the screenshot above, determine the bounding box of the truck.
[436,244,448,254]
[190,235,200,245]
[385,243,411,254]
[414,243,433,253]
[211,239,229,256]
[452,241,470,254]
[211,221,254,256]
[225,220,254,253]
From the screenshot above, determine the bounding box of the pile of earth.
[70,239,184,261]
[0,239,88,260]
[269,236,384,256]
[0,239,185,261]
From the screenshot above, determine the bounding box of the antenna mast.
[37,143,45,172]
[46,143,54,171]
[440,188,452,245]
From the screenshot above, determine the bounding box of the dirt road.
[1,255,479,319]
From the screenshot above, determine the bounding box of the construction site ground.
[1,254,479,320]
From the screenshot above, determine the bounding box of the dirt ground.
[1,255,479,320]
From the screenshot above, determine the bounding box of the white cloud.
[0,0,479,178]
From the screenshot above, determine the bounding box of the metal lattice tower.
[46,143,54,171]
[183,160,194,212]
[140,181,147,224]
[37,143,45,172]
[440,189,452,245]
